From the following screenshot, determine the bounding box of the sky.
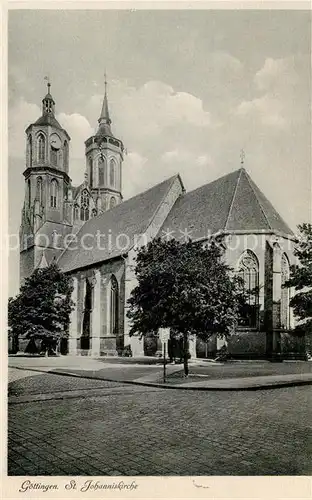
[8,8,311,296]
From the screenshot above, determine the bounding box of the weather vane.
[104,70,107,93]
[44,75,51,93]
[240,149,245,166]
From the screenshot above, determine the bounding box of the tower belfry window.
[64,141,69,170]
[37,134,46,162]
[27,179,31,208]
[89,157,93,187]
[50,179,58,208]
[109,159,115,187]
[27,135,32,166]
[98,157,105,186]
[36,177,43,204]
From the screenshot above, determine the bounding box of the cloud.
[254,56,298,91]
[236,95,287,129]
[57,112,94,159]
[8,97,94,162]
[8,98,41,157]
[89,80,213,141]
[234,55,309,131]
[210,51,243,74]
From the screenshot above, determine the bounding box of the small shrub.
[122,345,132,357]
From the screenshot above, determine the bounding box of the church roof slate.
[33,114,64,130]
[160,168,294,240]
[57,174,180,273]
[57,168,293,274]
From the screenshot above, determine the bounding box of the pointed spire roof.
[96,75,114,138]
[160,167,294,239]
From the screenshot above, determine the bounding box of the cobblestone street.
[8,373,312,476]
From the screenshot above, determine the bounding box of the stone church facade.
[19,83,302,359]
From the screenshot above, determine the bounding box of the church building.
[19,82,302,359]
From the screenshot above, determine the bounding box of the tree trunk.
[183,332,189,377]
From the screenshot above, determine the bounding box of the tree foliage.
[8,264,74,353]
[127,238,243,373]
[285,223,312,336]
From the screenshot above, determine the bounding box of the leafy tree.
[284,223,312,347]
[8,263,74,355]
[127,238,243,375]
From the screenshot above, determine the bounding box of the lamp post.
[53,293,67,355]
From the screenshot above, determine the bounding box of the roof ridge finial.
[240,148,245,167]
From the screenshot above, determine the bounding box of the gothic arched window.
[80,189,90,221]
[89,157,93,187]
[109,197,116,210]
[36,177,43,204]
[281,253,290,329]
[37,133,46,163]
[98,157,105,186]
[27,135,32,166]
[27,179,31,207]
[237,250,259,328]
[110,275,119,335]
[50,147,57,166]
[50,179,58,208]
[64,141,69,171]
[74,204,79,221]
[109,159,115,187]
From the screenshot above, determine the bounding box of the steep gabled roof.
[160,168,293,240]
[57,175,180,273]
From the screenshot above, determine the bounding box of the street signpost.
[159,329,170,383]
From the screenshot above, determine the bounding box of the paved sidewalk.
[9,360,312,392]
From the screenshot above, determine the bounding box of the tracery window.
[237,250,259,328]
[80,189,90,221]
[50,179,58,208]
[110,275,119,335]
[37,133,46,162]
[281,253,290,329]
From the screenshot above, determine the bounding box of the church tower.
[85,78,124,213]
[19,81,72,284]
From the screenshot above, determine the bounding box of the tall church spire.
[96,74,114,137]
